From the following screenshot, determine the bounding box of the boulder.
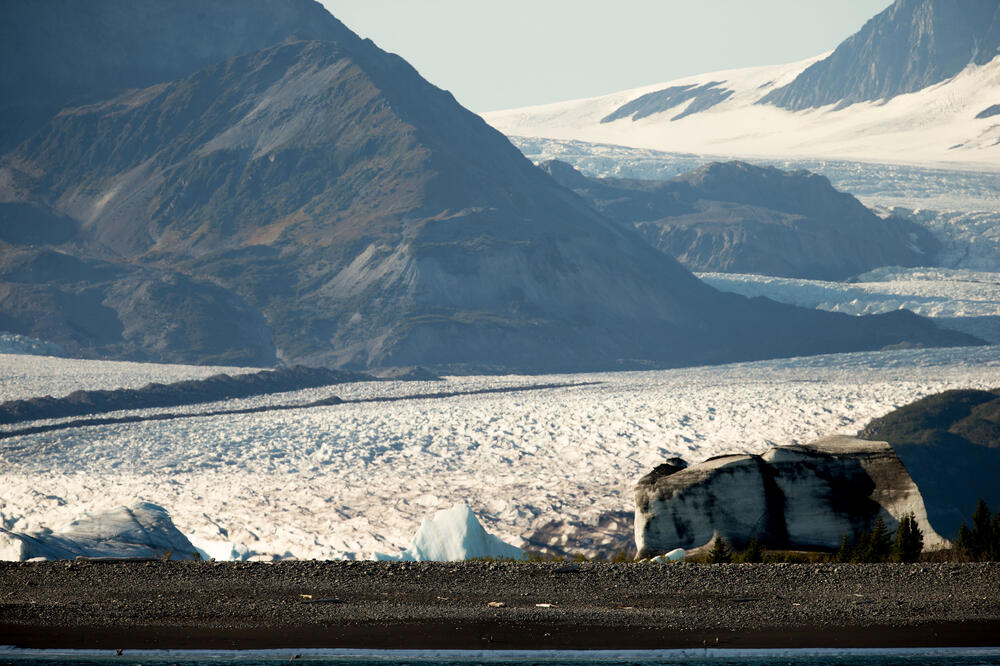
[634,436,945,558]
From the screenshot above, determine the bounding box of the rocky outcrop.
[0,502,198,561]
[859,388,1000,538]
[541,160,940,281]
[761,0,1000,111]
[634,436,945,558]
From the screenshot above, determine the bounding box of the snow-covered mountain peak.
[484,0,1000,170]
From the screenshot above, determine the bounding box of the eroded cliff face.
[634,436,945,558]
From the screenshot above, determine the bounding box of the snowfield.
[2,348,999,561]
[484,55,1000,170]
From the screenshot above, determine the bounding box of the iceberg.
[0,502,199,561]
[649,548,686,563]
[376,504,524,562]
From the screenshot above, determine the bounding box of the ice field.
[699,267,1000,344]
[2,347,999,560]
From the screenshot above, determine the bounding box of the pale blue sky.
[319,1,892,113]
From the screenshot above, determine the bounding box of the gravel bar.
[1,561,998,649]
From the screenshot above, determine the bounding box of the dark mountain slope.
[762,0,1000,110]
[0,247,275,365]
[860,388,1000,538]
[0,11,980,370]
[541,160,938,280]
[0,0,356,154]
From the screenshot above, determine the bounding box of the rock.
[761,0,1000,110]
[0,502,199,561]
[634,436,945,558]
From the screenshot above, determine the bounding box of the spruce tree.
[971,498,993,562]
[992,507,1000,562]
[955,520,973,562]
[869,515,892,562]
[738,536,764,563]
[835,532,853,563]
[852,527,873,563]
[892,513,923,563]
[708,535,732,563]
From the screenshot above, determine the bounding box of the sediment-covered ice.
[375,504,523,561]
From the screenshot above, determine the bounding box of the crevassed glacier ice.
[375,504,524,561]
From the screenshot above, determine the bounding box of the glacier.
[3,348,999,560]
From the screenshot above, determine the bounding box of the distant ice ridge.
[698,267,1000,344]
[0,502,198,561]
[376,504,524,561]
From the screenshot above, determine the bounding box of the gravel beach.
[1,561,998,650]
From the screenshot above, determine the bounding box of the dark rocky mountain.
[0,3,981,371]
[0,0,354,153]
[762,0,1000,111]
[541,160,938,280]
[859,388,1000,539]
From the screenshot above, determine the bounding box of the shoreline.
[3,620,1000,651]
[2,561,998,650]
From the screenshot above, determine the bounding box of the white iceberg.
[0,502,199,561]
[376,503,524,561]
[649,548,686,563]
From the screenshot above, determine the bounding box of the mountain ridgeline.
[0,0,981,371]
[540,160,939,280]
[761,0,1000,110]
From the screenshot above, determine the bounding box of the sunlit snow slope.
[484,55,1000,170]
[3,349,999,561]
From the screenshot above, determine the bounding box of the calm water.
[3,649,1000,665]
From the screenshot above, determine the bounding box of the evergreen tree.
[835,532,853,563]
[870,515,892,562]
[737,536,764,563]
[852,527,874,563]
[955,520,973,562]
[892,513,923,563]
[708,535,732,563]
[971,498,993,562]
[992,508,1000,562]
[853,516,892,563]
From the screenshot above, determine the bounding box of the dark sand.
[1,560,998,649]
